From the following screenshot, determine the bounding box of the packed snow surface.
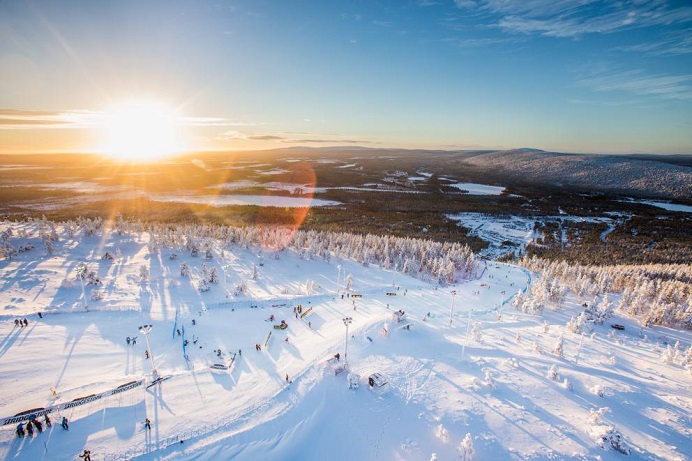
[0,222,689,461]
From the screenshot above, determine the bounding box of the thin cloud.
[0,108,99,129]
[0,108,262,130]
[455,0,692,38]
[619,33,692,56]
[579,70,692,101]
[222,130,375,145]
[248,135,286,141]
[281,138,375,144]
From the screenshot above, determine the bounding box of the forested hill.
[462,149,692,200]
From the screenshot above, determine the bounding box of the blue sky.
[1,0,691,154]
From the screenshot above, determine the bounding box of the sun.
[99,101,186,161]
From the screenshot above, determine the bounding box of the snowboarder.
[38,312,43,318]
[144,418,151,431]
[79,449,92,461]
[126,336,131,346]
[44,414,52,427]
[145,350,150,359]
[61,417,69,430]
[16,423,24,438]
[334,353,340,360]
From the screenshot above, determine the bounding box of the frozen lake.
[450,182,505,195]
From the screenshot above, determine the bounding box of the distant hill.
[463,149,692,200]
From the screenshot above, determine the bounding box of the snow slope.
[0,222,689,461]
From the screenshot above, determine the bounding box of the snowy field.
[0,222,690,461]
[447,213,622,259]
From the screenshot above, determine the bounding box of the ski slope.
[0,222,689,461]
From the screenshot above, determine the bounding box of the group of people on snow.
[16,414,65,438]
[13,318,28,328]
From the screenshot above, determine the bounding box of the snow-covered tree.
[660,345,675,365]
[553,334,564,357]
[44,239,54,256]
[594,426,630,455]
[547,364,559,381]
[484,370,494,388]
[458,433,475,461]
[471,322,482,342]
[198,279,210,292]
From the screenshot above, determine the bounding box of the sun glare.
[99,101,185,161]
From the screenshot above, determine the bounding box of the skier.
[23,318,28,327]
[308,322,311,329]
[14,319,19,327]
[144,418,151,431]
[269,314,275,322]
[177,329,181,337]
[131,336,137,345]
[16,423,24,438]
[61,417,69,430]
[79,449,92,461]
[145,350,150,359]
[26,421,34,437]
[44,414,52,427]
[238,349,242,356]
[285,374,289,383]
[192,319,196,326]
[126,336,131,346]
[285,337,289,344]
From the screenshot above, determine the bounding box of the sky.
[1,0,691,155]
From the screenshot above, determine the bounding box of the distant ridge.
[464,149,692,200]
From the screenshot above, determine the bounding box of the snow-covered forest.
[520,256,692,329]
[1,215,479,287]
